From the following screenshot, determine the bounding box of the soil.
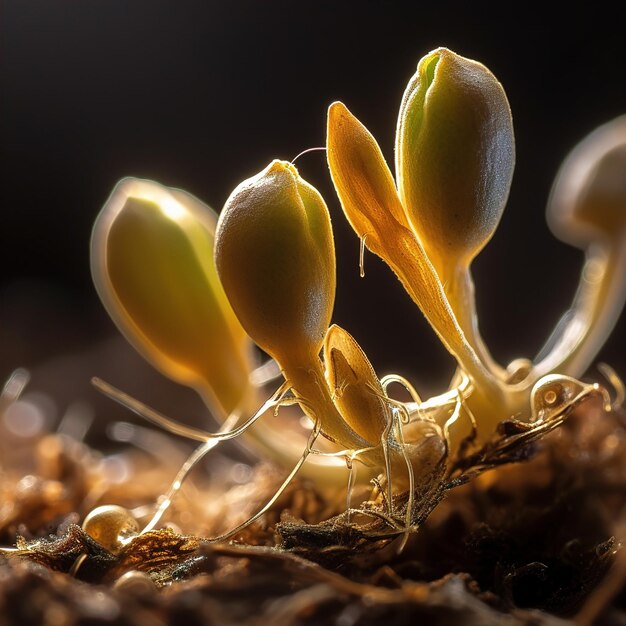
[1,391,626,626]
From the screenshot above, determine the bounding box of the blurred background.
[1,0,625,438]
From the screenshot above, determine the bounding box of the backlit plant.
[80,47,625,547]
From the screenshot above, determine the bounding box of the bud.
[82,505,139,554]
[215,160,336,366]
[396,47,515,275]
[323,324,389,444]
[534,116,626,379]
[547,115,626,249]
[91,178,252,417]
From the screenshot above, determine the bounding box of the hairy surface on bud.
[396,47,515,271]
[215,161,336,365]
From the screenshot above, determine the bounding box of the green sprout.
[90,178,253,418]
[80,47,623,545]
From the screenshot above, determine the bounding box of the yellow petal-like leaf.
[323,324,389,444]
[327,101,408,246]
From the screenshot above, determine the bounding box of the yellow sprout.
[215,160,372,455]
[323,324,389,445]
[327,100,505,439]
[396,48,514,375]
[327,103,489,383]
[215,160,336,365]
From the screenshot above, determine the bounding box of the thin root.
[93,377,291,445]
[204,418,322,543]
[141,412,241,533]
[380,374,423,405]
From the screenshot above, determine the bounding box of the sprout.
[215,160,373,455]
[396,48,514,375]
[536,115,626,378]
[327,95,506,443]
[326,101,499,401]
[91,178,253,418]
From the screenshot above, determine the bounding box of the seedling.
[81,47,623,546]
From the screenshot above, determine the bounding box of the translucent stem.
[394,409,415,552]
[345,459,357,523]
[93,377,214,442]
[380,416,394,515]
[443,265,507,380]
[380,374,423,404]
[534,243,626,379]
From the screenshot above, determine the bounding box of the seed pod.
[323,324,389,444]
[91,178,252,417]
[396,47,515,275]
[215,160,336,366]
[82,505,139,554]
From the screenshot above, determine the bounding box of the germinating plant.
[47,47,626,551]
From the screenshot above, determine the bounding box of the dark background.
[2,1,625,413]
